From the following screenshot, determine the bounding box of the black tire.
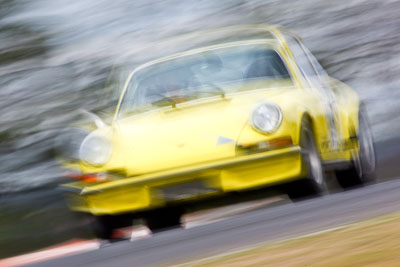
[90,214,132,240]
[286,118,326,201]
[336,107,376,189]
[144,208,183,233]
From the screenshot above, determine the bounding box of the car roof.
[166,24,281,46]
[129,25,293,72]
[115,25,296,69]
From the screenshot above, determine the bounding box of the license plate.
[158,180,218,201]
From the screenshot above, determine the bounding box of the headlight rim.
[79,132,113,167]
[250,101,283,134]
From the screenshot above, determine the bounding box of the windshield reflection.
[118,44,292,117]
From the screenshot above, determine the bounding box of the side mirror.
[79,109,106,129]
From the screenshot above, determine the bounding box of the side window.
[301,45,328,77]
[298,41,333,93]
[284,34,319,80]
[285,34,336,103]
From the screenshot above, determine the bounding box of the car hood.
[102,87,295,175]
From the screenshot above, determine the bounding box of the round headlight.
[250,102,282,134]
[79,132,112,166]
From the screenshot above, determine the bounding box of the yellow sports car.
[60,25,376,239]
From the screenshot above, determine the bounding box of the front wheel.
[336,108,376,189]
[144,207,183,233]
[286,118,326,201]
[90,214,133,241]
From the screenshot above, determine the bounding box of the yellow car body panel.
[61,25,361,215]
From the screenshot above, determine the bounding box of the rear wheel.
[336,108,376,189]
[144,207,183,233]
[286,118,326,201]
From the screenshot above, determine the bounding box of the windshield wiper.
[203,82,226,98]
[151,93,199,108]
[151,95,178,108]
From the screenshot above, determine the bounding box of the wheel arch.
[295,111,319,146]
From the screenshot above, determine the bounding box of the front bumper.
[64,146,303,215]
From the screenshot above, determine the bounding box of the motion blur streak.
[1,0,400,262]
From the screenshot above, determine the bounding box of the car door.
[283,33,342,153]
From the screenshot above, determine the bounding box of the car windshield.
[119,44,292,117]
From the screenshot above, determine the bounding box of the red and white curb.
[0,240,101,267]
[0,226,153,267]
[0,197,283,267]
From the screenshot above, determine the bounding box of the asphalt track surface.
[32,138,400,267]
[33,176,400,267]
